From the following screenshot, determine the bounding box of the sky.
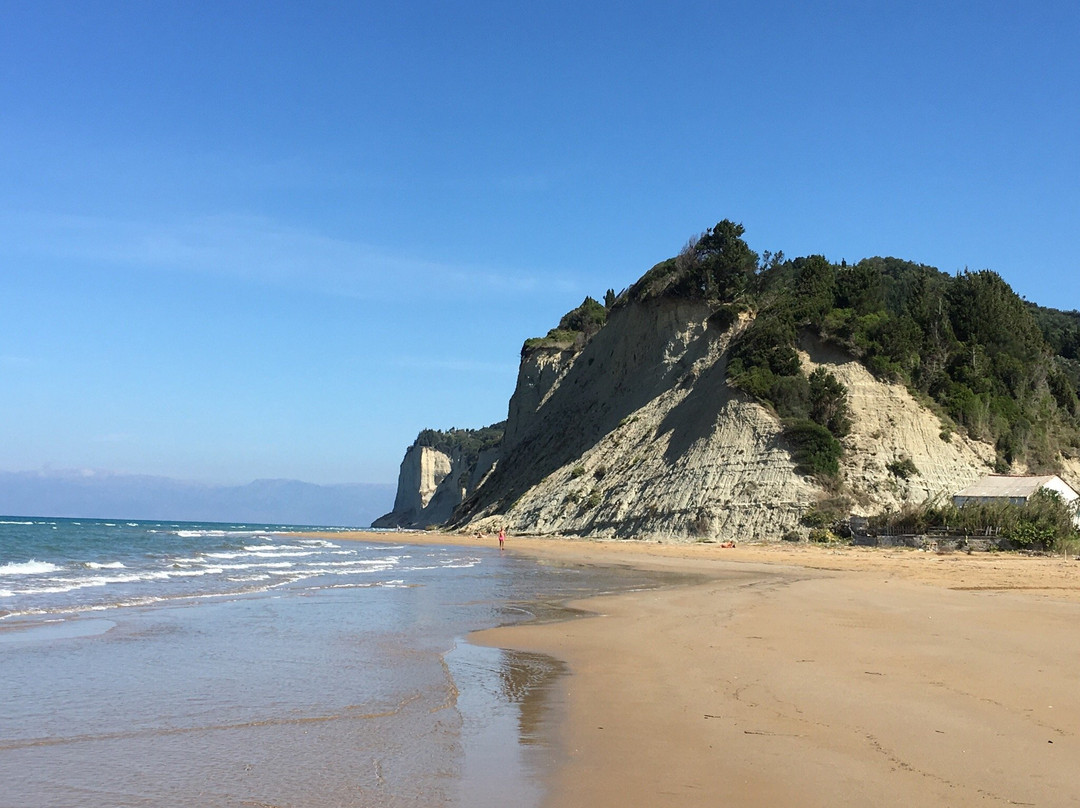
[2,0,1078,486]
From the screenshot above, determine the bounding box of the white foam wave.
[241,544,311,552]
[0,589,14,598]
[204,549,318,560]
[213,561,295,571]
[302,564,396,577]
[174,529,274,539]
[0,520,34,525]
[0,560,61,576]
[14,566,235,595]
[85,561,126,570]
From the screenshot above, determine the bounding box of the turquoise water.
[0,517,660,807]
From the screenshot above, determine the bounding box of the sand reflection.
[447,642,567,806]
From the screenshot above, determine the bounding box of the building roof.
[954,475,1061,500]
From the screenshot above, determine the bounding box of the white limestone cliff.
[449,296,1006,541]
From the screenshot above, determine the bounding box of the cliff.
[373,429,500,529]
[379,221,1080,540]
[441,299,1009,540]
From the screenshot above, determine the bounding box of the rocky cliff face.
[437,295,1016,541]
[449,298,817,539]
[381,291,1078,541]
[373,443,498,529]
[797,333,996,513]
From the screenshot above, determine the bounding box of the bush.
[783,419,842,478]
[870,489,1079,551]
[1005,489,1077,550]
[522,329,581,353]
[558,297,608,336]
[886,457,919,479]
[800,508,831,528]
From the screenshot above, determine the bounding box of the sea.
[0,517,666,808]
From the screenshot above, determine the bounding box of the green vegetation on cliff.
[636,220,1080,472]
[415,423,505,463]
[522,296,609,355]
[530,218,1080,474]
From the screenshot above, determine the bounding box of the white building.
[953,474,1080,526]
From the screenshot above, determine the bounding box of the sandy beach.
[327,532,1080,806]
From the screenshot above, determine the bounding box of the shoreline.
[316,531,1080,805]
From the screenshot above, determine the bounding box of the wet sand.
[330,532,1080,807]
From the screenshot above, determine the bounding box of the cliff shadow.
[655,349,737,466]
[455,299,722,520]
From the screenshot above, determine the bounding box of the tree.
[792,255,836,322]
[558,297,607,337]
[783,419,842,478]
[808,368,852,437]
[694,220,759,300]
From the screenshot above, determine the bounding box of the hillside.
[377,221,1080,540]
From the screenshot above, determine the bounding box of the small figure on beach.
[498,529,505,549]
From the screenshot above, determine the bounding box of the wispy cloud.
[3,211,579,302]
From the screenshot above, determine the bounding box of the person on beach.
[498,529,505,549]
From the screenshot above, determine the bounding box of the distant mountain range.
[0,469,395,527]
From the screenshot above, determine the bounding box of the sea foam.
[0,560,62,576]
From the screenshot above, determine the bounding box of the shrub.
[783,419,842,478]
[558,297,608,336]
[886,457,919,479]
[800,508,831,528]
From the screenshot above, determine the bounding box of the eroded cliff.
[442,298,1006,541]
[380,221,1080,540]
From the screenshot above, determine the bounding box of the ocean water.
[0,518,663,807]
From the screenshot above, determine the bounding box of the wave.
[85,561,126,570]
[204,549,319,560]
[14,566,239,596]
[174,529,275,539]
[0,560,62,576]
[0,520,34,525]
[0,582,291,620]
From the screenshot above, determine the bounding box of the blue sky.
[2,0,1078,485]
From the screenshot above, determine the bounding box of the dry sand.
[325,532,1080,806]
